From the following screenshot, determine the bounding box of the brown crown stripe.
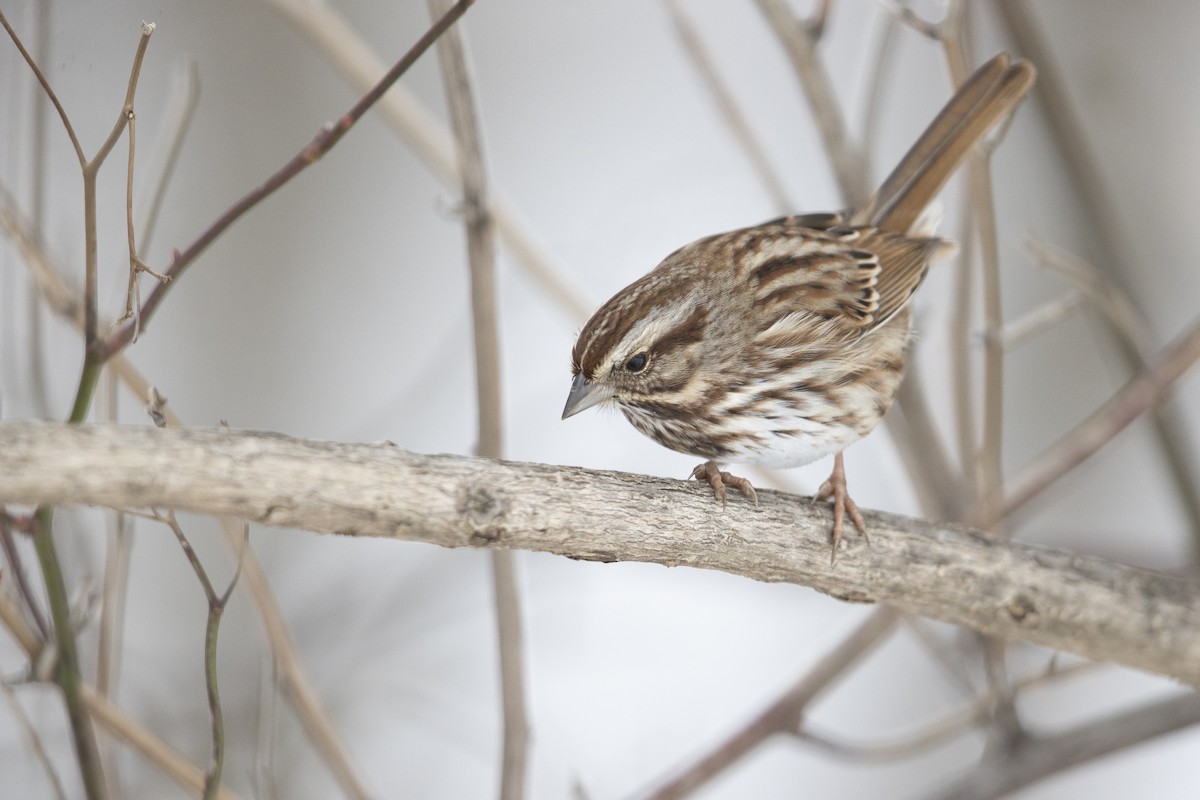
[652,305,707,357]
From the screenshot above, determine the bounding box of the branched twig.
[264,0,592,321]
[874,0,944,40]
[0,538,242,799]
[152,510,248,800]
[995,0,1200,556]
[98,0,476,360]
[1,189,373,798]
[121,84,171,342]
[1000,312,1200,521]
[2,17,156,798]
[663,0,793,214]
[753,0,868,206]
[927,691,1200,800]
[797,660,1099,762]
[1024,239,1149,359]
[639,609,900,799]
[805,0,833,40]
[217,517,372,799]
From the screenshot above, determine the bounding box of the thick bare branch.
[3,422,1199,686]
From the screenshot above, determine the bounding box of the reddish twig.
[98,0,475,360]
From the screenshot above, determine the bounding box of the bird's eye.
[625,352,648,373]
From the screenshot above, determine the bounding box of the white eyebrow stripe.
[611,300,698,361]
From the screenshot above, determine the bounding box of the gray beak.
[562,373,612,419]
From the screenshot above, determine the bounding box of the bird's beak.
[562,373,612,419]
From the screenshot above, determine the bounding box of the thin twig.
[0,515,50,639]
[1023,240,1148,359]
[950,200,979,492]
[855,7,899,185]
[30,501,107,800]
[137,59,201,253]
[927,691,1200,800]
[95,368,129,795]
[430,3,529,796]
[263,0,592,321]
[938,17,1010,533]
[874,0,944,39]
[1,187,373,798]
[1001,312,1200,519]
[941,12,1026,752]
[25,0,53,417]
[797,660,1098,762]
[1,681,69,799]
[994,0,1200,557]
[122,90,172,338]
[77,20,155,350]
[753,0,868,207]
[82,685,244,800]
[805,0,833,40]
[663,0,793,214]
[639,609,901,799]
[99,0,476,360]
[220,516,373,800]
[993,290,1085,350]
[0,10,84,166]
[157,510,246,800]
[0,595,242,799]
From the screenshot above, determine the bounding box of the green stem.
[34,507,107,800]
[32,327,109,800]
[202,602,224,800]
[69,349,103,424]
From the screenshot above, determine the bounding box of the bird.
[562,53,1036,562]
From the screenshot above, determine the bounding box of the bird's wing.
[745,224,944,343]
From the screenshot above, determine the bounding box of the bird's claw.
[691,461,758,506]
[816,454,867,566]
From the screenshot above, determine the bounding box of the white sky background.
[2,1,1200,798]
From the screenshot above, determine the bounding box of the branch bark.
[3,422,1199,686]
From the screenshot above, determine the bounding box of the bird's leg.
[691,461,758,506]
[814,451,867,564]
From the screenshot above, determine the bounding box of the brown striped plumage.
[563,55,1035,561]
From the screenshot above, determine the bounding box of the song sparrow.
[563,54,1035,561]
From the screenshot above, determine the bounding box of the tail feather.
[851,54,1036,234]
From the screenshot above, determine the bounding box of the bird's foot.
[813,452,867,565]
[691,461,758,507]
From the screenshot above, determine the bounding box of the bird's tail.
[852,53,1036,234]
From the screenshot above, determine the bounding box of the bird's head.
[562,272,710,420]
